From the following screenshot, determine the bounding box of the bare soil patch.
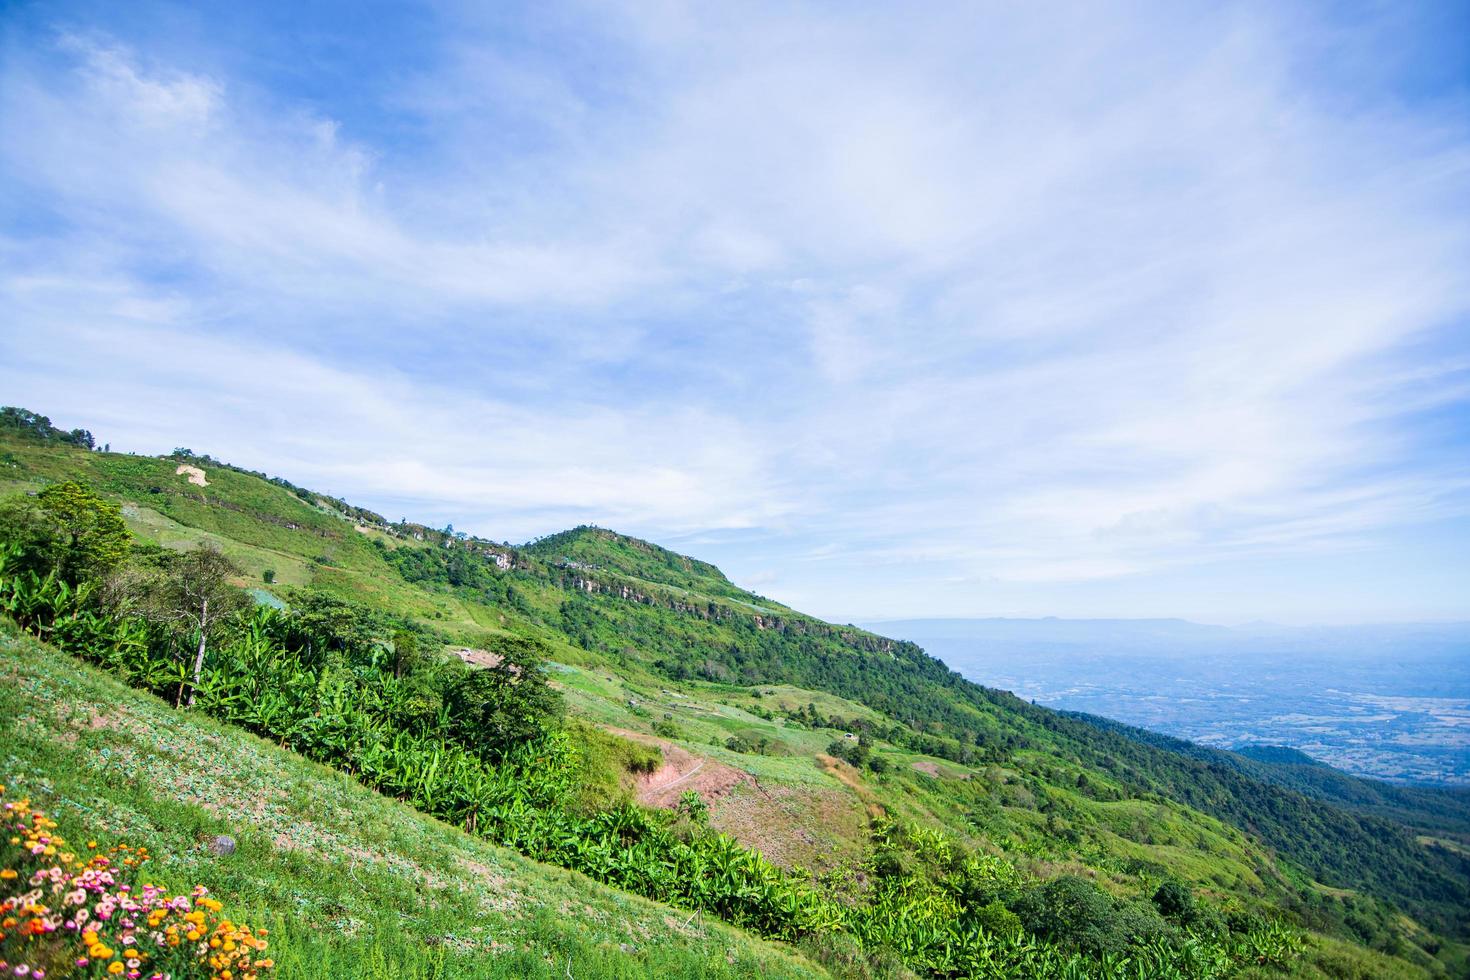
[454,648,505,669]
[609,728,755,808]
[175,464,209,487]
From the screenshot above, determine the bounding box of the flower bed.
[0,786,273,979]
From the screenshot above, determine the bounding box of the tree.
[152,545,247,707]
[447,634,563,757]
[287,591,382,662]
[0,482,129,580]
[391,628,420,678]
[0,495,59,575]
[37,481,130,578]
[1012,875,1170,955]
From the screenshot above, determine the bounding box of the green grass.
[0,622,831,979]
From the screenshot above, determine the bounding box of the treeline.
[784,701,1019,767]
[0,406,97,450]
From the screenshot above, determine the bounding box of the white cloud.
[1,2,1467,619]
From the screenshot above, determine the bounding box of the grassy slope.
[3,432,1467,976]
[0,622,830,979]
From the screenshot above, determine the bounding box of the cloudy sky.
[2,1,1467,624]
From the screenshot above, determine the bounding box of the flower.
[1,791,272,979]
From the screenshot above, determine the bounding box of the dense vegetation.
[1,411,1466,978]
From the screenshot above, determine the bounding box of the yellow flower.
[108,963,125,975]
[0,869,16,879]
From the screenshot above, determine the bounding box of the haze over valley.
[871,619,1470,786]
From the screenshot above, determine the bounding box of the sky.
[1,0,1468,625]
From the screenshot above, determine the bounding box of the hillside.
[0,623,828,978]
[2,411,1468,979]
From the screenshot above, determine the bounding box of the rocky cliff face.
[554,568,904,656]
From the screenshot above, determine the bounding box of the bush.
[1155,879,1195,919]
[1011,874,1170,956]
[971,900,1024,939]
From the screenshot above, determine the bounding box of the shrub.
[675,791,709,828]
[1155,879,1195,919]
[971,900,1023,939]
[1012,874,1160,955]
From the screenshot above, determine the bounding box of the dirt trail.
[609,727,754,808]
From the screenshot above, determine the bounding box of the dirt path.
[658,758,706,793]
[608,727,755,808]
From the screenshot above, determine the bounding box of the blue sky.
[2,1,1467,624]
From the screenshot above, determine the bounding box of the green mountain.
[1,409,1467,979]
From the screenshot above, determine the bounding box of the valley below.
[874,619,1470,786]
